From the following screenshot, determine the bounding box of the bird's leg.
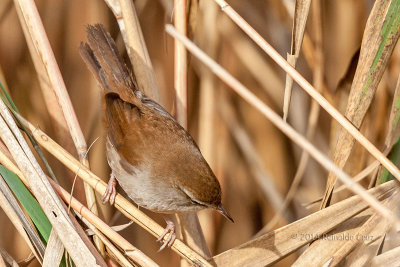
[101,171,117,205]
[157,216,176,251]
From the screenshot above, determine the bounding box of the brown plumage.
[79,24,232,249]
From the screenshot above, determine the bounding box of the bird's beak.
[217,204,234,223]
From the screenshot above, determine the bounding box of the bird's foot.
[101,172,117,205]
[157,219,176,251]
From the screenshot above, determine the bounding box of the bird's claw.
[157,220,176,251]
[102,172,117,205]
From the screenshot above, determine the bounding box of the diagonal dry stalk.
[13,0,104,255]
[320,0,400,209]
[211,0,400,186]
[213,180,399,266]
[165,24,399,226]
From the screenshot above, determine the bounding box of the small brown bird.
[79,24,233,250]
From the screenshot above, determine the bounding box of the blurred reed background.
[0,0,399,266]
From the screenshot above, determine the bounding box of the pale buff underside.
[106,137,204,213]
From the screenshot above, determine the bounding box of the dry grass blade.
[212,180,398,266]
[293,189,399,266]
[321,0,400,209]
[13,0,104,254]
[283,0,311,121]
[329,50,359,153]
[42,230,64,267]
[0,178,42,264]
[342,207,394,265]
[165,24,398,225]
[211,0,400,188]
[371,246,400,266]
[14,113,211,266]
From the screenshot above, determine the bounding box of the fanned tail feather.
[79,24,137,97]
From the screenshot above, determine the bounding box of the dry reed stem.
[12,0,74,159]
[14,114,212,267]
[12,0,85,201]
[0,102,105,266]
[198,1,219,167]
[173,0,210,261]
[196,1,220,249]
[371,246,400,266]
[282,0,311,121]
[13,0,104,255]
[212,0,400,186]
[165,24,399,225]
[174,0,188,128]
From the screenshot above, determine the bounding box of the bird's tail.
[79,24,138,97]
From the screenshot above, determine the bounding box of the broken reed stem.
[165,24,399,226]
[13,113,212,267]
[211,0,400,187]
[13,0,104,255]
[267,0,325,231]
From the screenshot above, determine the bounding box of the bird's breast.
[105,137,203,213]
